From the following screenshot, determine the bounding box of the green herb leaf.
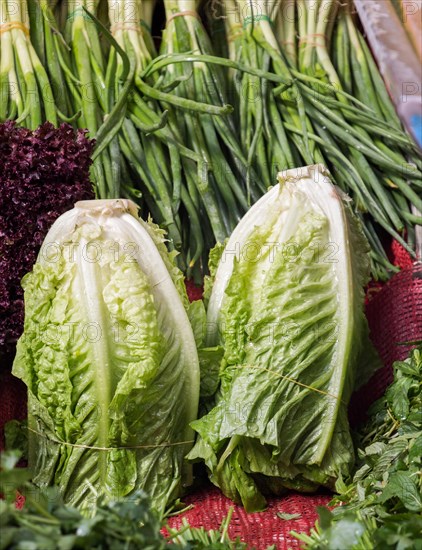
[277,512,302,521]
[294,346,422,549]
[317,506,333,530]
[380,471,422,512]
[409,435,422,462]
[327,517,366,549]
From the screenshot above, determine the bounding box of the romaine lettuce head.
[188,165,380,512]
[12,199,200,515]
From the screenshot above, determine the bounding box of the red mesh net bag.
[1,246,421,549]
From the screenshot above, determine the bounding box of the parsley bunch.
[293,346,422,550]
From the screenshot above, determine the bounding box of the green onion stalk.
[274,0,296,67]
[273,0,422,279]
[156,0,265,248]
[0,0,58,127]
[27,0,74,121]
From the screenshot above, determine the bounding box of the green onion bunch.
[154,0,267,245]
[105,0,186,256]
[225,0,326,185]
[105,0,209,272]
[1,0,421,280]
[60,0,124,198]
[277,0,422,279]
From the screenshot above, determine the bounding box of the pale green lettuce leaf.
[142,216,190,310]
[203,240,227,308]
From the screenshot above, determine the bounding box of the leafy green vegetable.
[4,420,28,460]
[277,512,302,521]
[12,199,200,515]
[0,450,270,549]
[188,165,380,511]
[293,345,422,549]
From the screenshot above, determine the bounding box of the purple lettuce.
[0,121,95,359]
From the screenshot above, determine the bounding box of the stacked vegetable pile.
[1,0,421,278]
[1,0,421,547]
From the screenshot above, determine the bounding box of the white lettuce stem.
[77,238,111,486]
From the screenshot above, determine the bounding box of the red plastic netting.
[1,247,421,549]
[165,486,332,549]
[350,262,422,426]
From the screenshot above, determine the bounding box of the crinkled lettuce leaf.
[203,240,227,308]
[13,199,200,515]
[188,165,380,511]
